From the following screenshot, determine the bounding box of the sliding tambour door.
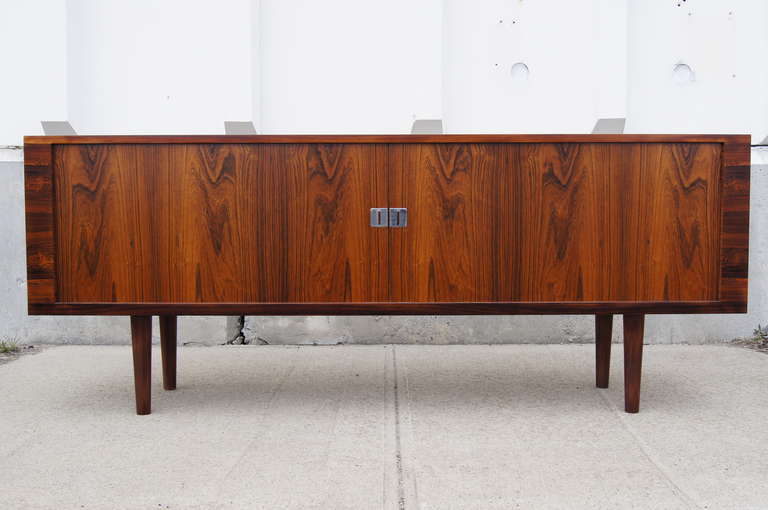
[388,143,722,303]
[54,143,389,303]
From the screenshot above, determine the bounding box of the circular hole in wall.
[673,63,695,84]
[510,62,529,82]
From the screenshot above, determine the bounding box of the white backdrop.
[2,0,767,143]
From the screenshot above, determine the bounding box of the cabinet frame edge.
[25,136,751,316]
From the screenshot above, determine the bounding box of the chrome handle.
[389,208,407,228]
[370,208,407,227]
[370,208,388,227]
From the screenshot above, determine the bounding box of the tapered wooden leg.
[130,316,152,415]
[623,314,645,413]
[595,314,613,388]
[159,315,177,391]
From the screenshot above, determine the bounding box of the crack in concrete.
[215,351,299,497]
[392,346,407,510]
[597,390,703,510]
[389,345,420,510]
[226,315,247,345]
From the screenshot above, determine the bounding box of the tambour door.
[54,143,389,303]
[388,142,722,303]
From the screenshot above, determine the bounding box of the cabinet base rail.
[129,313,645,416]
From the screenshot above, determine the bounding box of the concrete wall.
[1,1,767,345]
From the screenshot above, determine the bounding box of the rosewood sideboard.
[23,134,751,415]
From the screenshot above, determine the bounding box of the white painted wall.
[66,0,252,135]
[626,0,768,143]
[442,0,627,134]
[2,0,767,141]
[0,1,67,145]
[258,0,442,134]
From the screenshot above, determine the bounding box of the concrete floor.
[1,345,767,510]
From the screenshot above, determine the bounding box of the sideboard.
[23,134,751,415]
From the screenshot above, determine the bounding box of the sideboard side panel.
[720,142,750,309]
[24,141,57,305]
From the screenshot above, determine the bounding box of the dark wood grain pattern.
[54,144,388,303]
[24,134,750,315]
[55,145,162,302]
[517,143,611,301]
[595,314,613,388]
[159,315,177,391]
[389,143,507,301]
[252,143,387,302]
[166,144,248,302]
[720,143,750,309]
[24,142,56,305]
[623,314,645,413]
[130,316,152,415]
[390,143,722,302]
[609,143,721,301]
[27,300,748,316]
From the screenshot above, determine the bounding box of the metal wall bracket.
[41,121,77,135]
[591,118,625,134]
[224,121,258,135]
[411,119,443,135]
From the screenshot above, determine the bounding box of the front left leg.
[623,314,645,413]
[130,316,152,415]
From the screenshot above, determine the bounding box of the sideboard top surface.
[24,134,751,145]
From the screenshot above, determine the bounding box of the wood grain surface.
[27,300,747,316]
[130,315,152,415]
[390,143,721,302]
[720,142,750,306]
[55,144,160,301]
[595,314,613,388]
[24,142,56,304]
[389,143,506,301]
[623,314,645,413]
[159,315,177,391]
[55,143,387,302]
[26,136,748,314]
